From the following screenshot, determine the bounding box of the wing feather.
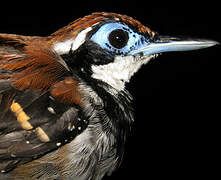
[0,34,88,173]
[0,34,70,92]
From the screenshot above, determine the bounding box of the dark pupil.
[108,29,129,49]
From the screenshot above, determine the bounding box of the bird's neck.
[79,80,134,158]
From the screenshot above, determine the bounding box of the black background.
[1,6,220,179]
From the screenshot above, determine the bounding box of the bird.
[0,12,218,180]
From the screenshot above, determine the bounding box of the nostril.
[151,32,160,42]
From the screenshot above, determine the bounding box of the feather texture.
[0,12,142,179]
[0,33,88,175]
[0,34,70,92]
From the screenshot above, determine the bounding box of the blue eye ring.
[91,22,148,55]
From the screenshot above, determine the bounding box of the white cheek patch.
[91,55,153,91]
[53,27,92,55]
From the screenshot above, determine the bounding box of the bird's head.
[50,12,218,91]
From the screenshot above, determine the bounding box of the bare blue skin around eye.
[91,22,148,55]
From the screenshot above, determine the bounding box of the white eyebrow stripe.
[53,27,92,55]
[71,27,92,51]
[53,39,73,55]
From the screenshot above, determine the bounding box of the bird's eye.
[108,29,129,49]
[91,22,146,55]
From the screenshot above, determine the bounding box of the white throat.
[91,55,153,91]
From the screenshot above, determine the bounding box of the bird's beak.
[129,36,219,56]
